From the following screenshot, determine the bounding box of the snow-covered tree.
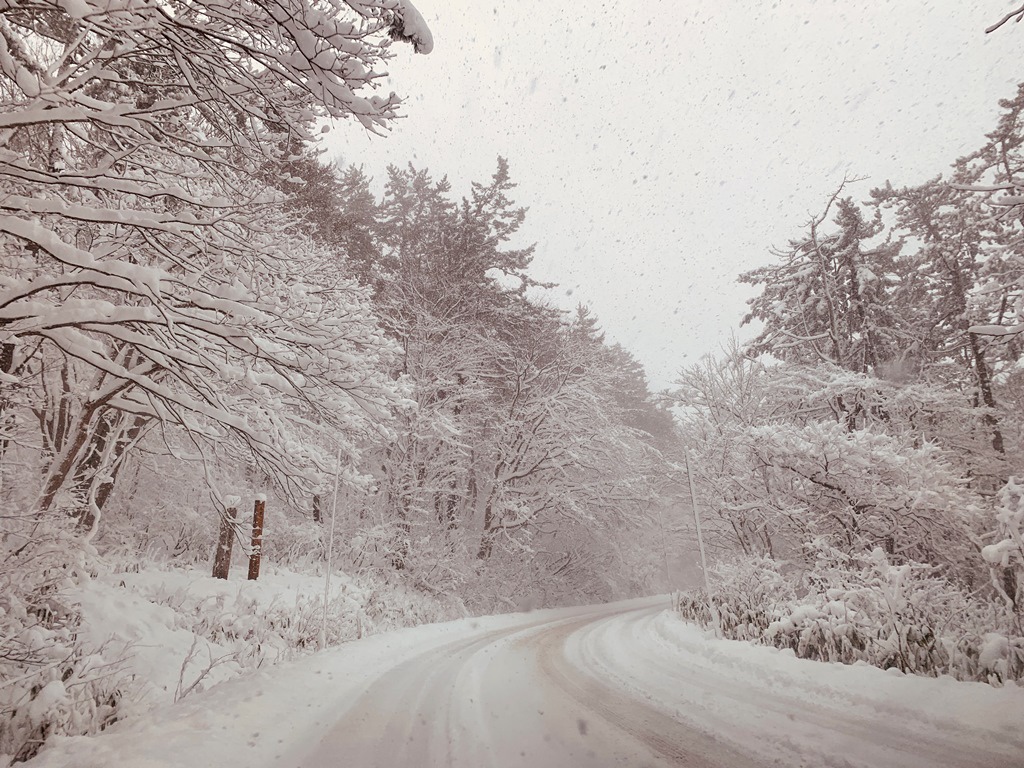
[0,0,432,516]
[740,187,904,375]
[313,159,675,604]
[951,84,1024,347]
[674,350,989,582]
[871,175,1012,468]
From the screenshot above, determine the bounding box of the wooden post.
[212,497,239,580]
[248,494,265,581]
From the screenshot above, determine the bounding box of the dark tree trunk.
[1003,567,1018,611]
[37,403,100,514]
[390,501,409,570]
[477,493,496,560]
[73,414,148,530]
[212,503,239,579]
[248,497,265,580]
[93,415,147,511]
[434,482,458,532]
[72,414,112,529]
[967,332,1006,456]
[0,340,14,460]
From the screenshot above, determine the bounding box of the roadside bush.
[0,522,135,765]
[675,545,1024,685]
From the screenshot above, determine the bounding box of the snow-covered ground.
[576,607,1024,767]
[64,564,462,712]
[22,594,1024,768]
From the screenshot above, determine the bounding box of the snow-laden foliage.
[741,192,903,373]
[0,532,460,766]
[675,352,990,580]
[0,522,127,764]
[673,555,794,642]
[673,84,1024,690]
[950,82,1024,343]
[982,477,1024,621]
[0,0,431,514]
[319,161,679,609]
[676,545,1024,684]
[673,350,1021,685]
[0,3,440,760]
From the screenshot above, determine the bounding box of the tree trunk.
[0,340,14,461]
[967,332,1005,456]
[1002,567,1017,612]
[477,493,496,560]
[434,482,458,532]
[248,496,265,580]
[72,414,112,529]
[312,493,322,524]
[212,503,239,579]
[37,404,100,514]
[390,501,409,570]
[93,415,148,511]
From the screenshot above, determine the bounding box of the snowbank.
[22,604,604,768]
[570,608,1024,768]
[3,562,461,766]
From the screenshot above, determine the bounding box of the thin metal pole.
[320,442,342,650]
[655,504,673,591]
[685,450,720,637]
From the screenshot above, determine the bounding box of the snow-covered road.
[299,602,755,768]
[297,600,1023,768]
[25,597,1024,768]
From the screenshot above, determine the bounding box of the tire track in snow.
[297,601,751,768]
[532,611,763,768]
[294,600,1020,768]
[573,608,1023,768]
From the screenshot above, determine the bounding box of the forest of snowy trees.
[0,0,1023,764]
[673,86,1024,684]
[0,3,683,759]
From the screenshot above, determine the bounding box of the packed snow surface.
[24,598,1024,768]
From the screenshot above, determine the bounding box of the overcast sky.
[327,1,1020,389]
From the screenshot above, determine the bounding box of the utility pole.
[320,443,342,650]
[685,450,721,637]
[655,504,674,592]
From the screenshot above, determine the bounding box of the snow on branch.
[0,0,421,509]
[969,323,1024,338]
[385,1,434,54]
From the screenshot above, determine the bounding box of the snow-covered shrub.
[0,511,463,765]
[674,555,794,640]
[768,546,960,673]
[708,555,795,640]
[118,565,462,669]
[92,467,217,568]
[126,576,353,669]
[674,546,1024,685]
[0,522,135,765]
[982,477,1024,622]
[672,589,713,625]
[974,630,1024,685]
[360,573,467,629]
[261,516,327,570]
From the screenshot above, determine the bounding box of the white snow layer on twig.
[395,1,433,54]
